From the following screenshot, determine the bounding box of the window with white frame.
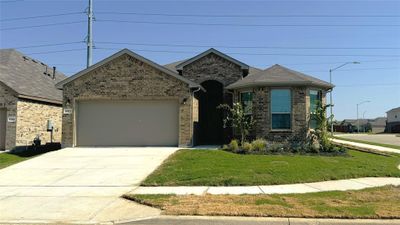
[240,91,253,115]
[271,89,291,130]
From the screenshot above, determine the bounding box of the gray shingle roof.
[226,64,334,90]
[0,49,66,103]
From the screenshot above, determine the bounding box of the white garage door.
[76,100,179,146]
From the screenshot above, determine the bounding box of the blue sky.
[1,0,399,120]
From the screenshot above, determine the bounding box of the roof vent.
[52,67,56,80]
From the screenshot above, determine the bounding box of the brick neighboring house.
[57,48,333,147]
[386,107,400,133]
[0,49,66,150]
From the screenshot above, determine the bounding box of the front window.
[240,92,253,115]
[309,90,322,129]
[271,89,291,130]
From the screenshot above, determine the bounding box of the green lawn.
[0,149,53,169]
[142,149,400,186]
[126,185,400,218]
[333,136,400,150]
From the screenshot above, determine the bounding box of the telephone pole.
[86,0,93,68]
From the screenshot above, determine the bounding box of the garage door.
[76,100,179,146]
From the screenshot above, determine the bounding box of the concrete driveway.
[0,147,178,224]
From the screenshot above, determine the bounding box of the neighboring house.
[56,48,333,147]
[0,49,66,150]
[386,107,400,133]
[334,117,387,133]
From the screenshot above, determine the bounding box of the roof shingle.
[226,64,334,89]
[0,49,66,103]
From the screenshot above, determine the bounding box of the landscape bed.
[142,149,400,186]
[125,185,400,219]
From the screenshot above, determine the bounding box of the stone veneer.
[62,53,193,147]
[15,99,62,147]
[0,82,63,150]
[237,86,327,141]
[181,52,244,86]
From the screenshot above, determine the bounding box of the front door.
[0,109,6,150]
[198,80,224,145]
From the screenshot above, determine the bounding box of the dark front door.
[198,80,224,145]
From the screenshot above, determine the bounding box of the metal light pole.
[329,62,360,136]
[356,101,370,133]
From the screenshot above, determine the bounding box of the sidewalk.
[131,177,400,195]
[331,138,400,154]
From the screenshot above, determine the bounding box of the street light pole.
[329,62,360,136]
[356,101,370,133]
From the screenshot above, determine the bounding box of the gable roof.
[226,64,334,90]
[0,49,66,104]
[56,49,202,90]
[387,107,400,113]
[175,48,249,71]
[164,59,261,75]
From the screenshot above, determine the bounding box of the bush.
[242,142,253,152]
[251,138,267,152]
[227,139,240,152]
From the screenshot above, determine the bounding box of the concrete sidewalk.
[131,177,400,195]
[331,138,400,154]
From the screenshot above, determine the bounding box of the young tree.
[218,103,254,145]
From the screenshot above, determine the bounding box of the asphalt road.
[124,216,400,225]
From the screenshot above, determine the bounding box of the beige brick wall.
[0,83,18,150]
[15,99,62,147]
[62,53,193,147]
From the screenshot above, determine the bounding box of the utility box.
[47,120,54,132]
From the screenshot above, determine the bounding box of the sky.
[0,0,399,120]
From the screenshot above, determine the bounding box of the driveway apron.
[0,147,178,224]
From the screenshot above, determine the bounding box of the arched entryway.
[198,80,224,145]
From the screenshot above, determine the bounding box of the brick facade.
[61,53,193,147]
[0,82,63,150]
[237,87,327,141]
[0,83,18,149]
[181,52,244,86]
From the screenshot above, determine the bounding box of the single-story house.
[56,48,333,147]
[334,117,387,133]
[386,107,400,133]
[0,49,66,150]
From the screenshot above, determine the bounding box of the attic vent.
[31,59,37,63]
[22,56,29,61]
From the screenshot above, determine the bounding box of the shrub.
[242,141,253,153]
[228,139,240,152]
[251,138,267,152]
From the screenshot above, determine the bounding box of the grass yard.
[0,148,57,169]
[333,136,400,150]
[125,186,400,219]
[142,149,400,186]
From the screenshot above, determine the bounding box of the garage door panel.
[76,100,179,146]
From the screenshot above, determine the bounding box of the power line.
[0,21,86,31]
[336,83,400,87]
[97,11,400,18]
[26,48,86,55]
[97,41,400,50]
[284,59,400,66]
[97,19,400,27]
[10,41,84,49]
[95,47,400,57]
[0,12,84,22]
[301,67,400,73]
